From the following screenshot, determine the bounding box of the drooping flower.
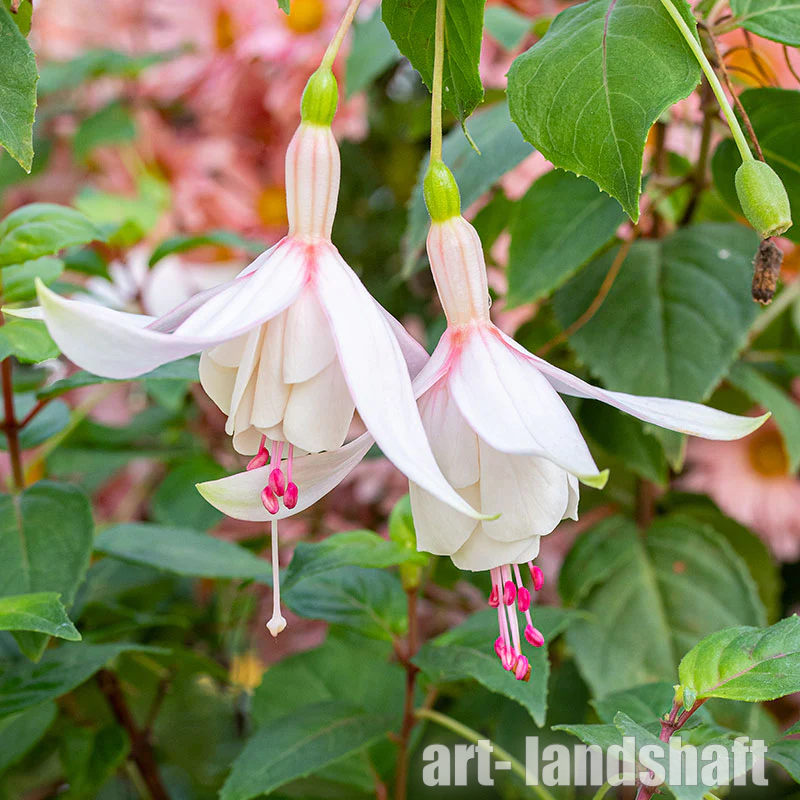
[35,70,483,636]
[410,161,770,679]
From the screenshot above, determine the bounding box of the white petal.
[451,526,542,572]
[315,251,486,520]
[449,325,605,485]
[283,359,355,452]
[503,331,770,442]
[199,352,236,415]
[252,315,290,430]
[207,334,248,368]
[478,439,570,541]
[282,287,337,383]
[409,482,479,555]
[411,336,452,398]
[419,383,479,488]
[226,327,265,435]
[565,474,580,521]
[3,305,44,320]
[197,433,374,521]
[381,307,430,380]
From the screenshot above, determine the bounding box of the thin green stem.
[430,0,446,162]
[657,0,753,162]
[320,0,363,70]
[592,782,615,800]
[414,708,556,800]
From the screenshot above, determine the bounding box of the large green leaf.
[282,530,426,590]
[712,89,800,243]
[94,523,272,583]
[0,203,103,267]
[72,101,136,161]
[0,592,80,641]
[382,0,485,124]
[151,455,227,531]
[0,483,93,660]
[1,256,63,302]
[678,616,800,702]
[414,607,575,726]
[554,223,759,402]
[508,170,625,306]
[404,101,533,273]
[560,514,765,697]
[0,701,57,775]
[507,0,700,220]
[221,701,394,800]
[345,8,401,97]
[0,4,37,171]
[0,643,165,716]
[283,566,406,641]
[730,0,800,46]
[0,319,59,364]
[767,737,800,783]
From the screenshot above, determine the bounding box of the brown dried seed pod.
[752,238,783,305]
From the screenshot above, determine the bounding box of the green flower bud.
[424,160,461,223]
[300,68,338,127]
[735,159,792,239]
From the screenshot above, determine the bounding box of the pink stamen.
[517,587,531,613]
[488,584,500,608]
[247,436,269,471]
[284,482,298,509]
[503,580,516,606]
[269,441,285,497]
[260,486,280,515]
[525,625,545,648]
[494,636,506,661]
[514,655,531,682]
[529,563,544,592]
[496,600,514,671]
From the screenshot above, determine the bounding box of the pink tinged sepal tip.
[284,482,298,509]
[525,625,545,648]
[530,565,544,592]
[503,580,516,606]
[514,655,531,682]
[488,585,500,608]
[261,486,280,515]
[269,467,286,497]
[517,587,531,613]
[247,451,270,471]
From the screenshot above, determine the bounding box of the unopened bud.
[300,67,338,127]
[424,160,461,222]
[735,159,792,239]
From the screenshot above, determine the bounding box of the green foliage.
[559,514,765,696]
[94,523,274,582]
[0,3,37,171]
[0,702,56,775]
[345,8,401,97]
[507,169,625,306]
[484,4,531,49]
[0,483,93,660]
[382,0,486,124]
[0,203,103,267]
[0,319,58,363]
[0,593,80,641]
[148,230,264,266]
[59,723,130,798]
[730,0,800,45]
[554,224,759,402]
[72,101,137,161]
[508,0,700,219]
[1,256,63,302]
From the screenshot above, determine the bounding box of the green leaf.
[0,592,80,640]
[678,616,800,702]
[0,3,37,171]
[768,737,800,782]
[413,607,575,726]
[37,356,200,400]
[507,170,625,306]
[593,682,676,724]
[283,566,406,641]
[282,530,426,591]
[0,701,56,775]
[60,723,130,798]
[712,88,800,243]
[484,4,531,50]
[2,0,32,35]
[72,101,137,161]
[345,8,401,98]
[559,514,765,697]
[0,319,59,363]
[554,223,759,402]
[382,0,485,124]
[277,0,290,11]
[404,102,533,274]
[1,256,63,302]
[507,0,701,220]
[0,203,104,267]
[728,361,800,473]
[730,0,800,46]
[0,642,164,716]
[221,701,394,800]
[3,395,70,450]
[148,230,264,266]
[580,402,668,485]
[94,523,273,583]
[151,455,227,531]
[0,483,93,660]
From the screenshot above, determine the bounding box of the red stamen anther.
[501,649,516,671]
[494,636,505,660]
[529,564,544,592]
[269,467,286,497]
[514,655,530,681]
[247,451,269,471]
[260,485,280,515]
[488,585,500,608]
[503,580,516,606]
[525,625,545,648]
[284,481,298,509]
[517,587,531,613]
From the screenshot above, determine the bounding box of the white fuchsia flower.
[411,161,771,680]
[33,71,484,636]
